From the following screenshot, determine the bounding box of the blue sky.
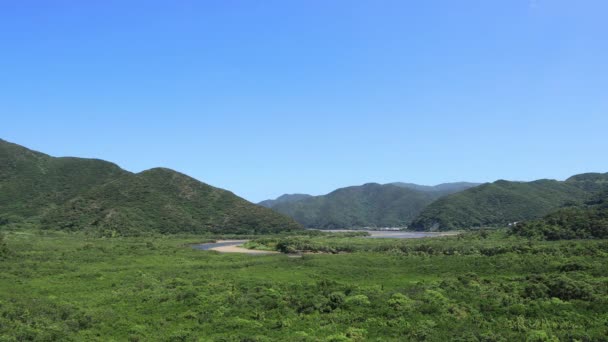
[1,0,607,202]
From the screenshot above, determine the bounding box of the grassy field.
[1,230,607,341]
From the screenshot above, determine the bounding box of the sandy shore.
[209,240,279,254]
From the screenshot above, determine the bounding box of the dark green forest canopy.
[0,139,300,235]
[410,174,608,231]
[265,182,477,229]
[512,190,608,240]
[3,137,607,234]
[258,194,313,208]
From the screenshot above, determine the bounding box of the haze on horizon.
[1,0,607,202]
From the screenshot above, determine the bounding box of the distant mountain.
[266,182,468,229]
[258,194,313,208]
[260,183,479,210]
[410,174,608,231]
[390,182,480,194]
[0,139,301,235]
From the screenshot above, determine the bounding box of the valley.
[1,139,607,341]
[3,2,607,340]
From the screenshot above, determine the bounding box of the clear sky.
[1,0,607,202]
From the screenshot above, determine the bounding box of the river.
[320,230,457,239]
[192,230,457,254]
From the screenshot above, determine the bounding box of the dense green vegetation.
[3,137,607,340]
[258,194,313,208]
[0,139,126,218]
[512,191,608,240]
[266,182,476,229]
[1,229,607,341]
[42,168,301,236]
[0,139,300,235]
[410,174,608,230]
[271,184,435,228]
[390,182,480,193]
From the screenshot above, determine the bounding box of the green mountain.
[258,194,313,208]
[511,190,608,240]
[564,172,608,192]
[410,173,608,231]
[0,139,127,218]
[262,182,479,229]
[390,182,480,194]
[267,183,448,229]
[0,139,300,235]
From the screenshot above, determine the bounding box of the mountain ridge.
[390,182,481,193]
[0,139,301,235]
[410,173,608,231]
[258,194,313,208]
[263,182,478,229]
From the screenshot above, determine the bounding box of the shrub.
[388,293,414,312]
[0,234,9,258]
[345,294,371,307]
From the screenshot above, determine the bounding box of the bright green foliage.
[411,175,608,230]
[1,229,606,341]
[0,139,300,235]
[246,230,608,256]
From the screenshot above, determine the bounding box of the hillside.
[511,190,608,240]
[0,139,127,218]
[410,174,608,230]
[268,183,446,229]
[258,194,312,208]
[390,182,480,194]
[0,139,301,235]
[263,182,479,229]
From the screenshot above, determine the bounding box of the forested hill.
[390,182,480,194]
[258,194,313,208]
[410,173,608,231]
[262,182,478,229]
[266,182,476,229]
[511,190,608,240]
[0,139,127,217]
[0,139,301,235]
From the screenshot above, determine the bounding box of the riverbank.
[211,243,279,254]
[192,231,463,254]
[193,239,279,254]
[313,229,461,238]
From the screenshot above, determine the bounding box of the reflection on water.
[192,240,247,250]
[367,231,444,239]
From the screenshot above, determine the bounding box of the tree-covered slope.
[390,182,480,194]
[258,194,312,208]
[270,183,441,228]
[511,190,608,240]
[42,168,300,235]
[0,139,127,219]
[410,174,608,231]
[564,172,608,192]
[0,139,300,235]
